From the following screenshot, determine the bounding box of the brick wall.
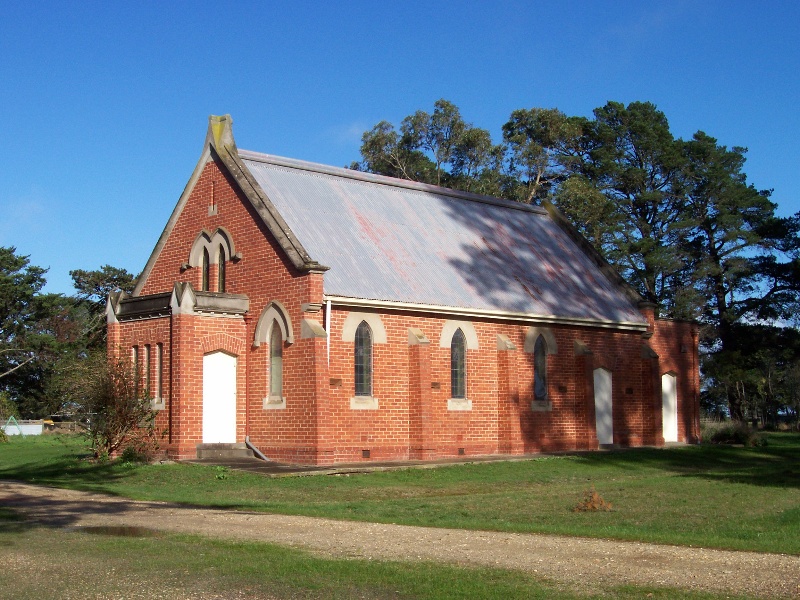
[322,309,698,462]
[107,317,172,446]
[116,159,325,459]
[650,317,701,443]
[112,157,700,463]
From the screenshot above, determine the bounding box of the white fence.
[2,419,44,436]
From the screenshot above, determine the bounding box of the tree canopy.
[353,100,800,423]
[0,247,137,418]
[69,265,137,348]
[0,247,49,382]
[351,99,505,196]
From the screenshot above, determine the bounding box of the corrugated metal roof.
[239,150,646,325]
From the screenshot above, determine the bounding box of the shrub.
[0,391,18,421]
[86,355,161,459]
[59,350,162,459]
[119,444,153,464]
[705,421,766,447]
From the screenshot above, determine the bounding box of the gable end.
[133,115,327,297]
[208,117,328,275]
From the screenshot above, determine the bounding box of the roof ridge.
[237,149,547,215]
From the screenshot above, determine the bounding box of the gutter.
[323,295,649,332]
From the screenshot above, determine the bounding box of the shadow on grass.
[0,507,35,537]
[0,486,181,531]
[0,455,131,496]
[573,433,800,489]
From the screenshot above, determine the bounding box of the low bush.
[704,421,766,447]
[59,350,162,459]
[119,445,154,464]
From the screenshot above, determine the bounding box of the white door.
[662,373,678,443]
[203,351,237,443]
[593,368,613,445]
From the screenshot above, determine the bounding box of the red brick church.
[107,115,700,463]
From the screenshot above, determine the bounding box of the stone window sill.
[350,396,379,410]
[530,400,552,412]
[263,396,286,410]
[447,398,472,411]
[150,398,165,411]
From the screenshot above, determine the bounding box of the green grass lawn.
[1,433,798,555]
[0,508,755,600]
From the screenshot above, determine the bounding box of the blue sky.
[2,1,798,295]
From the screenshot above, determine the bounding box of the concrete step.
[196,443,254,459]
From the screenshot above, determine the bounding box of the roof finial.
[207,114,235,149]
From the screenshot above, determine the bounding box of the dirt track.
[1,480,798,598]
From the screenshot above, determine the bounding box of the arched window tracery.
[269,324,283,398]
[354,321,373,397]
[217,244,226,292]
[451,328,466,399]
[201,247,210,291]
[534,334,548,402]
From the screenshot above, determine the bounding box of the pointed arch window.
[269,324,283,398]
[152,342,164,410]
[143,344,151,397]
[354,321,373,397]
[451,328,466,399]
[131,346,140,395]
[255,302,292,410]
[201,247,210,291]
[188,228,237,292]
[218,244,226,293]
[534,335,548,402]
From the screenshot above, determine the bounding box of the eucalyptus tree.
[352,99,503,195]
[351,120,436,183]
[401,99,467,187]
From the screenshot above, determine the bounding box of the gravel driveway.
[1,481,798,598]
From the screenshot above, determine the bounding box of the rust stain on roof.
[239,151,646,325]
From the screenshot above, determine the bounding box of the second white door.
[594,368,613,445]
[662,373,678,443]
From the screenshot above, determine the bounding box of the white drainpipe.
[325,299,332,366]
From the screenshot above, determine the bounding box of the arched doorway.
[593,368,613,445]
[203,351,237,443]
[662,373,678,443]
